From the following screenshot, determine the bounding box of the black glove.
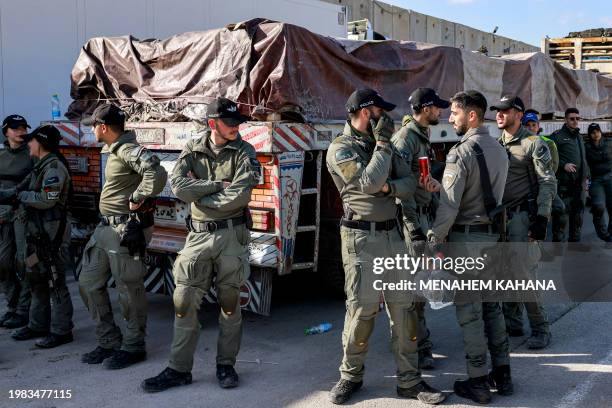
[409,227,427,255]
[370,112,395,143]
[120,214,147,259]
[409,227,427,242]
[528,215,549,241]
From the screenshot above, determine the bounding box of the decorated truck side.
[54,20,612,315]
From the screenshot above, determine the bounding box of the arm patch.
[43,176,60,186]
[335,148,358,164]
[248,157,262,182]
[446,153,458,163]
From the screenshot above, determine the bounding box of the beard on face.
[427,111,440,126]
[455,122,469,136]
[366,109,381,134]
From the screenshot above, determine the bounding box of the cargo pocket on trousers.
[344,262,362,302]
[347,229,369,255]
[111,253,146,284]
[76,236,98,281]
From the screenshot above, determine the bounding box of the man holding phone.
[391,88,449,369]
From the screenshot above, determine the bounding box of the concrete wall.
[328,0,538,53]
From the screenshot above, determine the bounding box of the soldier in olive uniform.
[8,126,74,348]
[491,96,555,349]
[550,108,589,248]
[78,104,167,369]
[0,115,34,329]
[391,88,449,370]
[431,91,512,405]
[326,89,445,405]
[585,123,612,242]
[142,98,259,392]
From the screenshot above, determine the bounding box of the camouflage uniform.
[326,122,423,389]
[167,131,259,373]
[78,131,167,352]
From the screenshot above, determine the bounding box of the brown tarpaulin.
[67,19,612,121]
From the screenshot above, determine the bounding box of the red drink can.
[419,156,430,179]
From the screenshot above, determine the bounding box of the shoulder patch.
[43,176,60,185]
[446,153,458,163]
[335,148,358,164]
[442,167,458,189]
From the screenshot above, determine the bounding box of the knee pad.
[217,287,239,316]
[173,285,198,318]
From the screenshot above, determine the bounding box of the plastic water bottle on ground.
[305,322,332,335]
[51,94,61,120]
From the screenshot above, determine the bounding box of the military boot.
[2,313,28,329]
[103,350,147,370]
[11,326,48,341]
[527,332,551,349]
[397,381,446,404]
[419,348,435,369]
[216,364,239,388]
[329,379,362,405]
[81,346,116,364]
[488,365,514,396]
[35,332,74,349]
[453,376,492,404]
[141,367,193,393]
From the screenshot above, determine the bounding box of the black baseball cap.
[346,88,396,113]
[82,103,126,126]
[2,114,30,133]
[409,88,450,110]
[490,95,525,112]
[24,125,62,150]
[588,123,601,135]
[207,97,249,126]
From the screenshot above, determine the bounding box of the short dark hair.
[450,90,487,121]
[565,108,579,117]
[107,123,125,134]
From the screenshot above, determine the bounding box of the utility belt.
[100,211,154,228]
[340,218,397,232]
[451,223,499,235]
[507,201,530,215]
[186,215,246,233]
